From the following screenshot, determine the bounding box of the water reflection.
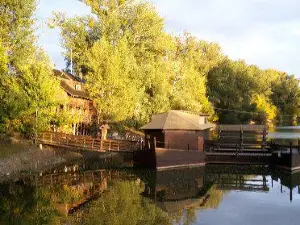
[268,126,300,141]
[139,167,224,224]
[1,162,300,225]
[0,181,61,224]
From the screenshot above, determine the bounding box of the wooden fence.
[36,132,142,152]
[205,125,269,153]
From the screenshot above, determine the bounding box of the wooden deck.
[206,125,269,153]
[204,125,272,164]
[36,132,142,153]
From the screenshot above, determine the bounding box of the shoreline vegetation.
[1,0,300,140]
[0,139,82,182]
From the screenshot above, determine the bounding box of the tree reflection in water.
[0,170,172,225]
[0,181,61,225]
[68,181,172,225]
[2,164,294,225]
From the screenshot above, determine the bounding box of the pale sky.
[36,0,300,76]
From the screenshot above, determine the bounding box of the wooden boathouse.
[134,110,215,170]
[141,110,215,151]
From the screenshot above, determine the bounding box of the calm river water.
[0,161,299,225]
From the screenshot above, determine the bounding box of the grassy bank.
[0,140,32,159]
[0,140,82,182]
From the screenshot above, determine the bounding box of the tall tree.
[271,75,300,125]
[0,0,64,135]
[86,37,141,121]
[53,0,300,127]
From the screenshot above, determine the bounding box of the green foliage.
[251,94,277,124]
[1,0,300,135]
[0,0,64,136]
[207,59,256,123]
[53,0,300,126]
[271,75,300,125]
[171,34,221,118]
[207,57,299,125]
[53,1,219,126]
[86,37,141,121]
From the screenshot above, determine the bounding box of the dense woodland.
[1,0,300,136]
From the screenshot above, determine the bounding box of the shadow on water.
[1,160,300,224]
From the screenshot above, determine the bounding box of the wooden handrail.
[36,132,140,152]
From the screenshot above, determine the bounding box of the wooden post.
[91,139,94,151]
[117,142,120,151]
[272,178,273,188]
[262,128,267,150]
[154,137,157,150]
[240,126,243,152]
[140,140,143,151]
[290,142,293,168]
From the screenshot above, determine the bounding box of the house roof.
[140,110,215,131]
[53,69,90,100]
[53,69,85,83]
[60,80,90,99]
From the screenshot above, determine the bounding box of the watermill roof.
[140,110,215,131]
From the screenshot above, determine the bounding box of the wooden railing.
[36,132,142,152]
[205,125,269,153]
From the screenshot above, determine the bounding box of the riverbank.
[0,139,82,182]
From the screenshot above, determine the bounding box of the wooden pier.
[271,143,300,171]
[205,125,272,164]
[36,132,142,153]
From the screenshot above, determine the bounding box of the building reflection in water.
[140,164,300,219]
[1,162,300,224]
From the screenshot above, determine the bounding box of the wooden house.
[53,70,97,135]
[141,110,215,151]
[134,110,214,170]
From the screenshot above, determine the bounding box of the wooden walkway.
[205,125,269,153]
[36,132,142,153]
[204,125,272,164]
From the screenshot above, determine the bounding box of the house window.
[75,84,81,91]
